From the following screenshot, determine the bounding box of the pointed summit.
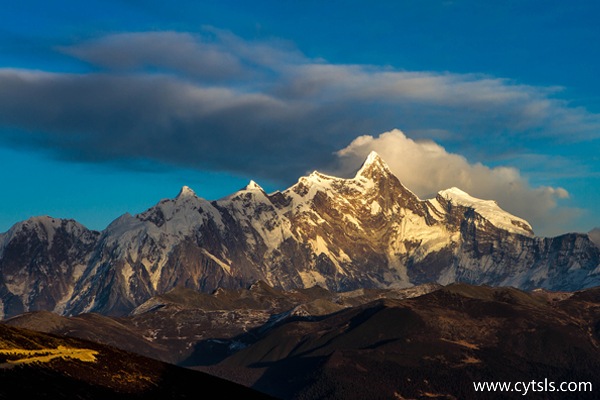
[354,151,392,179]
[364,151,384,166]
[176,185,196,199]
[244,180,265,192]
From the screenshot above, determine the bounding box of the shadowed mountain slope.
[0,323,276,400]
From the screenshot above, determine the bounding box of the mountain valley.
[4,281,600,399]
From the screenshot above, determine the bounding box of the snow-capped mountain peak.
[354,151,392,180]
[437,187,534,237]
[364,150,384,166]
[176,185,197,199]
[244,180,265,192]
[2,216,92,247]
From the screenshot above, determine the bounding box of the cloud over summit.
[333,129,577,237]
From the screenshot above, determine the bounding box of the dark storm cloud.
[1,29,599,187]
[61,31,246,82]
[0,69,325,179]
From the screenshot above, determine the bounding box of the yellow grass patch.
[460,356,482,364]
[440,338,480,350]
[0,345,99,364]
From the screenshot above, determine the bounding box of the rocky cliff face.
[0,217,99,318]
[1,152,599,318]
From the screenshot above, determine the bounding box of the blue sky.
[0,0,599,237]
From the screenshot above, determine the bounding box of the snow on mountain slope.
[0,152,598,318]
[435,187,534,237]
[64,187,235,315]
[0,217,99,319]
[217,180,293,252]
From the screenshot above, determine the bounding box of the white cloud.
[333,129,580,237]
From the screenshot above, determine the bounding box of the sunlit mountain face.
[0,153,598,320]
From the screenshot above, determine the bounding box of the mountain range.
[0,152,599,319]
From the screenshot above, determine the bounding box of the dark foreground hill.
[6,282,600,399]
[197,284,600,400]
[0,323,276,400]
